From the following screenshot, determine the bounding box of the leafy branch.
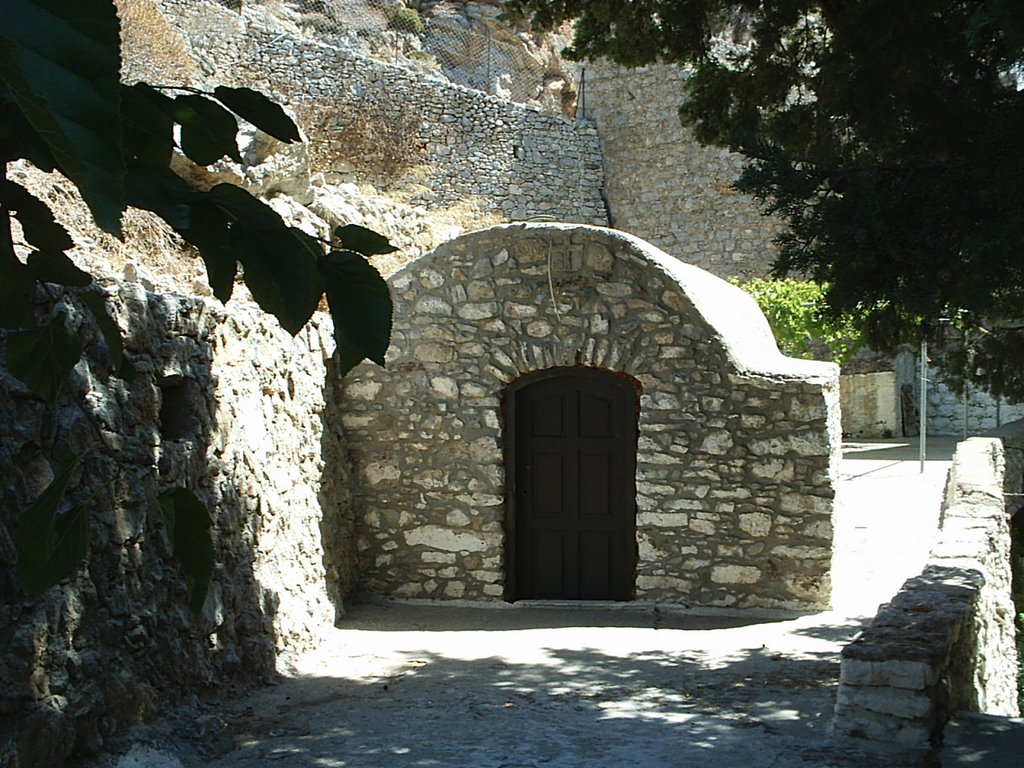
[734,277,868,367]
[1,0,395,610]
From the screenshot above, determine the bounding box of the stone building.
[340,223,841,611]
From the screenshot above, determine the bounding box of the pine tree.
[506,0,1024,399]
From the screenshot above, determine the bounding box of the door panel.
[532,532,567,598]
[532,392,567,436]
[508,368,638,601]
[533,452,566,518]
[579,531,612,599]
[579,392,614,437]
[579,452,613,518]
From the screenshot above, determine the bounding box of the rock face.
[0,278,352,766]
[340,224,840,610]
[423,1,579,113]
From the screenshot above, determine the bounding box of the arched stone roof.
[340,223,840,610]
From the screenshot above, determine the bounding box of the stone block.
[414,343,455,363]
[839,658,940,690]
[738,512,772,537]
[363,461,400,485]
[404,526,490,553]
[637,511,688,528]
[711,565,761,585]
[429,376,459,399]
[700,430,734,455]
[836,684,933,719]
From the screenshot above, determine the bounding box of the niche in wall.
[158,376,194,441]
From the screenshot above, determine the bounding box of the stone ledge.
[833,427,1024,745]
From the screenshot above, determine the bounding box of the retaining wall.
[840,372,899,438]
[156,0,608,226]
[926,376,1024,438]
[583,61,782,281]
[0,278,351,767]
[833,424,1023,744]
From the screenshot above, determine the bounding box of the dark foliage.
[506,0,1024,399]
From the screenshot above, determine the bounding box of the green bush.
[390,8,425,35]
[733,277,867,366]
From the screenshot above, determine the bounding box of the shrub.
[389,8,425,35]
[734,277,868,366]
[297,98,426,179]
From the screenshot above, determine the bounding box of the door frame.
[503,365,642,602]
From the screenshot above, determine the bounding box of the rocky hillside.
[64,0,580,298]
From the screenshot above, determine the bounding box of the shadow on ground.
[153,605,934,768]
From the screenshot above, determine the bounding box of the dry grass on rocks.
[9,163,202,293]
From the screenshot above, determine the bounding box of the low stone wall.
[833,426,1023,744]
[1,278,351,766]
[341,223,840,610]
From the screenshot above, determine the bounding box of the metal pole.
[963,384,968,439]
[963,328,969,438]
[919,339,927,473]
[579,66,586,121]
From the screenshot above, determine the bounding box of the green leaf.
[5,313,83,401]
[206,184,323,333]
[121,83,177,168]
[124,159,194,230]
[0,180,89,287]
[183,201,238,302]
[122,169,240,303]
[319,250,393,373]
[78,290,134,381]
[0,245,35,329]
[16,449,89,594]
[0,180,74,255]
[0,87,57,169]
[158,488,215,614]
[213,86,301,143]
[334,224,398,256]
[27,250,92,287]
[173,94,242,166]
[0,0,124,235]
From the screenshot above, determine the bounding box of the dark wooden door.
[507,368,638,601]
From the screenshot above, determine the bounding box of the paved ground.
[89,438,986,768]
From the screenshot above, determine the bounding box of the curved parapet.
[340,223,840,611]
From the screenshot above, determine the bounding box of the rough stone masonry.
[0,274,350,766]
[340,223,841,610]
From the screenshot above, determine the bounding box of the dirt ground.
[83,439,962,768]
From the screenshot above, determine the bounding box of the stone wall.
[340,223,840,610]
[892,351,1024,438]
[155,0,607,226]
[833,426,1023,744]
[926,374,1024,437]
[583,61,782,281]
[0,278,350,766]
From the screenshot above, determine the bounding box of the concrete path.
[91,439,964,768]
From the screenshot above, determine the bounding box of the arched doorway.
[504,367,640,601]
